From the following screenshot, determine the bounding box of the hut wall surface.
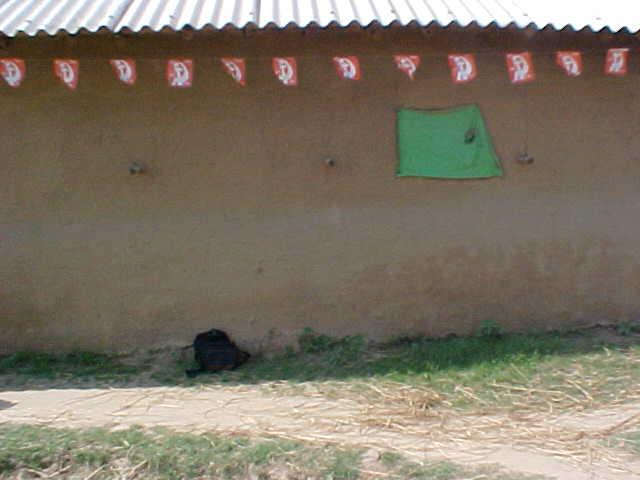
[1,28,639,351]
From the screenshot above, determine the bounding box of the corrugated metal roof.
[0,0,638,37]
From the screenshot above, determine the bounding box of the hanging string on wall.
[518,86,534,165]
[0,48,634,89]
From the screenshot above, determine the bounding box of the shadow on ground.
[0,399,16,410]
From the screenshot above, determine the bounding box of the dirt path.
[1,385,639,480]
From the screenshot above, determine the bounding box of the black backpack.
[186,329,250,377]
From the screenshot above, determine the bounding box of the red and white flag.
[447,54,477,84]
[506,52,535,84]
[333,56,361,80]
[53,59,79,90]
[605,48,629,76]
[167,59,193,88]
[221,58,246,86]
[555,51,582,77]
[272,57,298,86]
[109,59,136,85]
[0,58,25,87]
[394,55,420,80]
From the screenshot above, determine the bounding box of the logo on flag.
[605,48,629,76]
[54,59,79,90]
[394,55,420,80]
[333,56,361,80]
[555,52,582,77]
[0,58,25,87]
[272,57,298,86]
[221,58,246,86]
[110,59,136,85]
[167,60,193,88]
[506,52,535,84]
[447,54,477,84]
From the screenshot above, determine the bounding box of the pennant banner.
[110,59,136,85]
[333,56,361,80]
[605,48,628,76]
[53,59,79,90]
[272,57,298,86]
[167,59,193,88]
[394,55,420,80]
[555,51,582,77]
[221,58,246,86]
[506,52,535,84]
[6,50,640,90]
[0,58,25,87]
[447,54,477,84]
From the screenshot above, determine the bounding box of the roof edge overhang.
[1,19,638,39]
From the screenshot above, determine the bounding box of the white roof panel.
[0,0,638,36]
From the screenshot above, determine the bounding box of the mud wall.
[1,27,639,352]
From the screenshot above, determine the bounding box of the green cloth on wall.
[396,105,503,179]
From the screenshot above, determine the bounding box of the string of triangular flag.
[0,48,632,90]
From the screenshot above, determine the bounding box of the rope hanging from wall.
[0,48,632,90]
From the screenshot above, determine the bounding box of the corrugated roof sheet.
[0,0,638,37]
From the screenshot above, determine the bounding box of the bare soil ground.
[2,384,639,480]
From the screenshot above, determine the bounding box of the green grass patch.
[378,451,547,480]
[610,430,640,456]
[207,327,640,410]
[2,326,639,413]
[215,327,631,384]
[0,424,542,479]
[0,424,360,479]
[0,351,142,381]
[380,451,463,479]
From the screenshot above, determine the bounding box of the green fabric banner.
[396,105,503,179]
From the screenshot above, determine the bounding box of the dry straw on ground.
[242,350,640,475]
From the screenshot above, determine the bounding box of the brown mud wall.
[1,27,639,352]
